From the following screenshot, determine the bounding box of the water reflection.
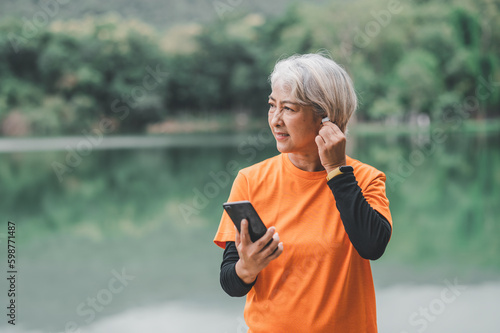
[0,131,498,332]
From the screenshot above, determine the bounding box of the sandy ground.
[2,282,499,333]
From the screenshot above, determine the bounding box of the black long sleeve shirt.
[220,171,392,297]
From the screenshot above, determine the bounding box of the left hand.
[315,121,346,174]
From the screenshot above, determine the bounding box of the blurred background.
[0,0,499,332]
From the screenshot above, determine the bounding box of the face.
[268,82,323,154]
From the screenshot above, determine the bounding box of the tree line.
[0,0,498,135]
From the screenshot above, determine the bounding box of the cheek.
[294,116,317,134]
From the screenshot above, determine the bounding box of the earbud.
[321,116,330,123]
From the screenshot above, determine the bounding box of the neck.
[287,152,325,172]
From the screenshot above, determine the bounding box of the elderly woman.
[213,53,392,332]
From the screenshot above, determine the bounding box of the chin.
[276,142,292,153]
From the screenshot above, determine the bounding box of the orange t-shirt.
[214,153,392,333]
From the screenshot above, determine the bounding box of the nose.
[270,108,284,128]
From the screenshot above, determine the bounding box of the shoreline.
[0,119,498,153]
[1,118,499,140]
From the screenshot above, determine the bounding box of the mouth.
[274,132,289,141]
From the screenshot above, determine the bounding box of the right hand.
[234,219,284,284]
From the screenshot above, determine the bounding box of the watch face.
[339,166,353,173]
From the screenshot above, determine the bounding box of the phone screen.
[223,201,267,242]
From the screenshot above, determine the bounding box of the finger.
[322,120,341,131]
[264,232,281,257]
[255,226,276,250]
[330,126,345,140]
[240,219,251,245]
[315,134,326,147]
[318,122,338,141]
[319,126,345,146]
[318,122,336,137]
[320,120,342,134]
[268,242,284,260]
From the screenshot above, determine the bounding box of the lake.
[0,128,499,333]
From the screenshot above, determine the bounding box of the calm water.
[0,130,499,332]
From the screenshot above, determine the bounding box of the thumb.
[315,135,325,150]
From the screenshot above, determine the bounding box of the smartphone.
[223,200,267,243]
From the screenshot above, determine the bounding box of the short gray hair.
[269,53,357,133]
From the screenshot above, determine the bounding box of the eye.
[283,106,295,112]
[268,102,276,111]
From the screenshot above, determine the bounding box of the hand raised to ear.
[315,121,346,174]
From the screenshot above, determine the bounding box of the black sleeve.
[220,241,255,297]
[327,172,392,260]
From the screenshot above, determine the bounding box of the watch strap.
[326,165,353,181]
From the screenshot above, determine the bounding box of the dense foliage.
[0,0,498,136]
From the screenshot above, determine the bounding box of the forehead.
[269,82,297,103]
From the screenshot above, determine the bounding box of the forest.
[0,0,498,136]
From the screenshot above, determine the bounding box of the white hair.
[269,53,357,133]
